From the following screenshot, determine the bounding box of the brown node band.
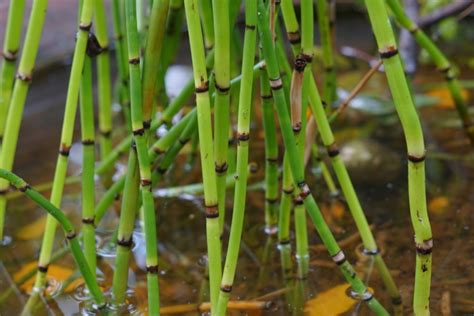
[82,139,95,146]
[179,137,190,145]
[379,46,399,59]
[261,94,273,100]
[38,265,49,273]
[143,120,151,129]
[408,153,426,163]
[293,197,304,205]
[129,57,140,65]
[292,124,302,134]
[195,80,209,93]
[79,22,92,31]
[249,162,258,173]
[66,231,77,240]
[266,157,278,163]
[409,26,419,34]
[300,53,313,63]
[82,217,95,224]
[133,128,145,136]
[141,179,152,186]
[325,66,334,72]
[415,239,433,255]
[153,147,164,155]
[0,189,8,195]
[59,144,71,157]
[299,185,310,200]
[114,34,123,41]
[146,265,159,274]
[279,239,290,245]
[16,72,32,83]
[86,33,103,58]
[287,31,301,44]
[215,162,228,173]
[437,65,451,73]
[269,77,283,90]
[326,142,340,157]
[100,129,112,137]
[294,57,307,72]
[445,73,456,81]
[362,248,379,256]
[283,187,294,195]
[332,250,346,265]
[156,166,167,174]
[19,184,31,192]
[266,198,278,204]
[215,83,231,93]
[220,284,232,293]
[117,237,133,247]
[3,50,17,62]
[392,297,402,305]
[245,24,256,30]
[205,203,219,218]
[237,132,250,142]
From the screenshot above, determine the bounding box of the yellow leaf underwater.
[16,215,47,240]
[14,261,83,293]
[426,87,470,109]
[304,284,371,316]
[428,196,449,215]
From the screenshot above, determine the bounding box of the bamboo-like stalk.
[315,0,337,106]
[94,0,114,174]
[112,147,140,305]
[0,169,105,307]
[125,1,161,313]
[0,0,48,241]
[142,0,170,124]
[199,0,214,51]
[28,0,95,294]
[79,56,97,277]
[183,0,221,311]
[365,0,432,314]
[386,0,474,145]
[215,0,257,314]
[0,0,27,150]
[257,2,388,314]
[212,0,231,234]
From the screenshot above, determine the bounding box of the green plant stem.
[0,0,48,241]
[386,0,474,145]
[0,169,105,307]
[0,0,27,150]
[80,56,97,276]
[365,0,432,314]
[30,0,95,294]
[198,0,214,50]
[257,2,388,314]
[125,1,160,313]
[215,0,257,314]
[184,0,221,311]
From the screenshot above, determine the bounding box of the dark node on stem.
[215,83,231,94]
[220,284,233,293]
[409,26,419,34]
[269,77,283,90]
[300,53,313,63]
[0,188,8,195]
[266,157,278,164]
[143,120,151,129]
[16,72,32,83]
[38,265,49,273]
[392,297,403,305]
[66,231,77,240]
[237,132,250,142]
[100,129,112,138]
[215,162,228,174]
[362,248,380,256]
[228,138,236,146]
[82,217,95,224]
[332,250,346,265]
[283,187,294,195]
[408,152,426,163]
[146,265,159,274]
[287,31,301,44]
[325,66,334,72]
[82,139,95,146]
[266,197,278,204]
[245,24,256,30]
[298,182,310,200]
[279,239,290,245]
[445,73,456,81]
[379,45,399,59]
[129,57,140,65]
[249,162,258,173]
[19,183,31,192]
[86,33,103,58]
[415,239,433,255]
[438,65,451,73]
[326,142,340,157]
[195,80,209,93]
[322,100,328,108]
[117,237,133,248]
[156,166,167,174]
[59,143,71,157]
[114,34,123,41]
[293,196,303,205]
[79,22,92,32]
[140,179,152,186]
[3,50,17,62]
[153,147,164,155]
[205,203,219,218]
[261,94,273,100]
[179,137,191,145]
[292,123,302,134]
[133,128,145,136]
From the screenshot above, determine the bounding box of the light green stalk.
[215,0,257,314]
[257,1,388,314]
[125,1,160,313]
[365,0,432,314]
[0,0,48,241]
[386,0,474,144]
[198,0,214,50]
[184,0,221,311]
[0,169,105,307]
[0,0,27,149]
[79,56,97,276]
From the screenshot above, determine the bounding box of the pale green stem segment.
[80,56,97,276]
[125,1,161,314]
[0,0,48,241]
[365,0,432,314]
[215,0,257,315]
[0,169,105,307]
[0,0,27,149]
[184,0,221,312]
[386,0,474,145]
[257,1,388,314]
[212,0,231,234]
[31,0,95,294]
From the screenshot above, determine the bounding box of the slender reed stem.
[183,0,221,311]
[365,0,432,314]
[215,0,257,314]
[0,0,48,241]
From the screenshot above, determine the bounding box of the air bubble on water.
[197,255,208,267]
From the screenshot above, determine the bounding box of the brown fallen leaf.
[428,196,449,215]
[426,87,469,109]
[16,215,47,240]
